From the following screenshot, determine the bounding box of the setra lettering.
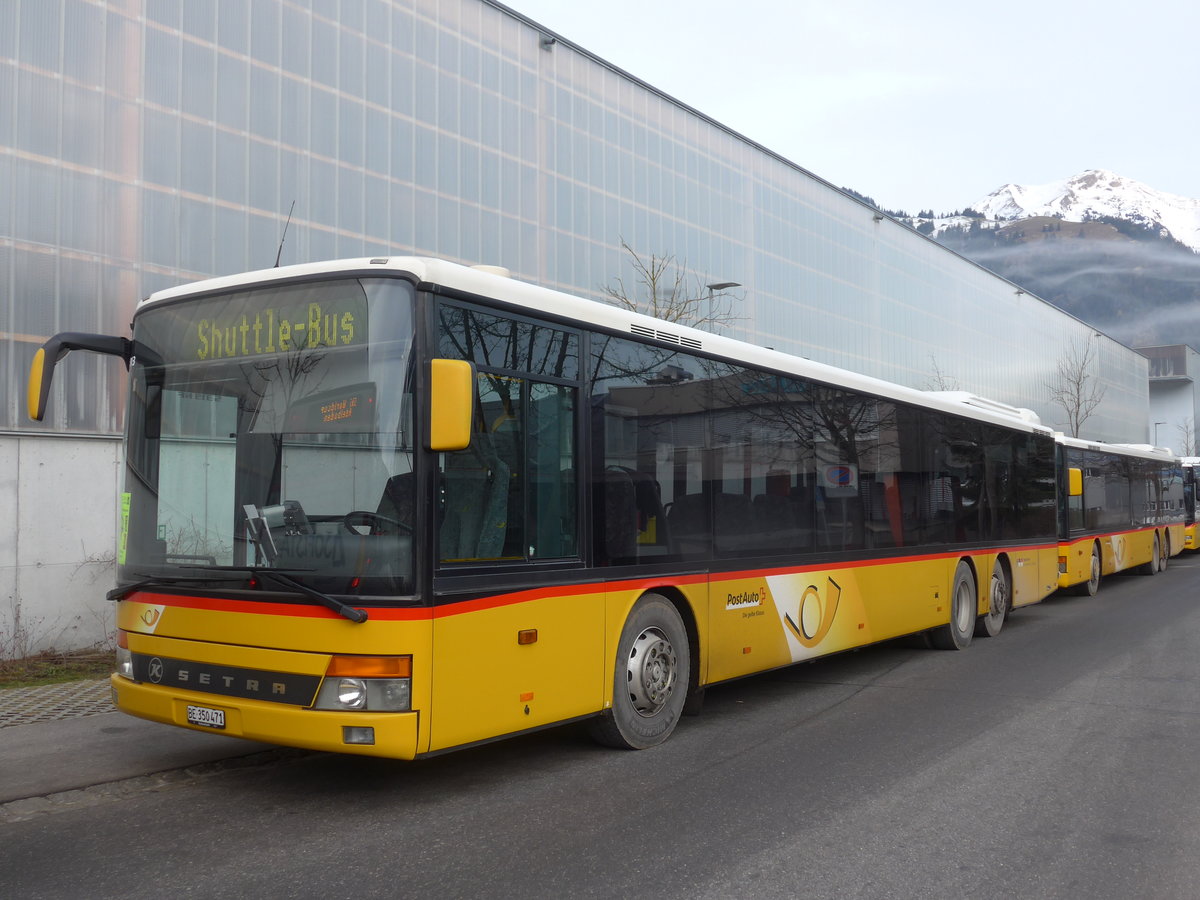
[171,669,286,696]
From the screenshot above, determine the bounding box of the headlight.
[336,678,367,709]
[115,646,134,679]
[115,637,134,680]
[313,656,413,712]
[314,677,411,711]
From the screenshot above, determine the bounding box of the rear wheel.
[588,594,690,750]
[975,559,1009,638]
[930,561,975,651]
[1137,534,1161,576]
[1070,544,1101,596]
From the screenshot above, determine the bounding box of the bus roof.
[1056,434,1181,463]
[142,256,1054,436]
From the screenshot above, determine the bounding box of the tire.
[975,559,1009,638]
[1137,534,1161,576]
[930,561,975,651]
[1069,544,1101,597]
[588,594,690,750]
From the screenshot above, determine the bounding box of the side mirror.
[427,358,475,451]
[1068,467,1083,498]
[27,332,134,421]
[27,346,51,422]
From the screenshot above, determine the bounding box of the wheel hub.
[626,627,677,716]
[990,573,1008,619]
[955,579,975,632]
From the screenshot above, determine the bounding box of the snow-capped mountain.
[876,170,1200,352]
[970,169,1200,252]
[897,169,1200,355]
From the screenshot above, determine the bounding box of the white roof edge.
[922,391,1043,427]
[142,256,1054,435]
[1056,435,1180,461]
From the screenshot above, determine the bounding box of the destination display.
[135,281,370,364]
[283,382,378,434]
[193,299,361,360]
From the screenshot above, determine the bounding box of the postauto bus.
[28,257,1072,758]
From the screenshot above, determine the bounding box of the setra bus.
[28,257,1067,757]
[1183,458,1199,551]
[1056,437,1185,595]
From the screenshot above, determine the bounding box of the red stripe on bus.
[123,542,1060,621]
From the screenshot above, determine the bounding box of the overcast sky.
[508,0,1200,214]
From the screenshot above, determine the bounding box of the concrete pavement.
[0,678,277,806]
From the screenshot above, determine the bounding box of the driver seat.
[375,472,414,534]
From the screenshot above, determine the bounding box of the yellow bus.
[29,258,1063,758]
[1056,437,1186,595]
[1183,458,1199,551]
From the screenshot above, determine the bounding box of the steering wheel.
[342,510,411,535]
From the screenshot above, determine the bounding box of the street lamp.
[1154,421,1165,445]
[705,281,740,294]
[702,281,741,328]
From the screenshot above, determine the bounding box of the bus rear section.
[1183,459,1198,551]
[1057,439,1186,595]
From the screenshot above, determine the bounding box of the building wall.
[0,435,120,657]
[0,0,1152,652]
[1142,345,1200,455]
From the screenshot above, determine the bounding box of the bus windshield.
[120,276,418,598]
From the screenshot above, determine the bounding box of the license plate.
[186,704,226,730]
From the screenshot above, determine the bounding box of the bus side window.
[528,381,577,559]
[439,375,578,564]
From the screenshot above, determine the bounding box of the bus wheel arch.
[930,559,976,651]
[975,555,1011,638]
[588,591,692,749]
[647,585,705,715]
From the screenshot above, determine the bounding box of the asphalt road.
[5,556,1200,899]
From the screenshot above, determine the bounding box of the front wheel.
[975,559,1009,638]
[930,561,975,651]
[588,594,690,750]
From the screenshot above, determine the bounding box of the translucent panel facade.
[1,0,1147,441]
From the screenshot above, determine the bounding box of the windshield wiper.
[254,569,368,624]
[111,567,368,624]
[181,565,369,624]
[107,571,247,603]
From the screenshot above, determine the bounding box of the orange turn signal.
[326,655,412,677]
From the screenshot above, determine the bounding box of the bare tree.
[603,238,741,331]
[1047,336,1106,437]
[924,355,961,391]
[1176,418,1195,456]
